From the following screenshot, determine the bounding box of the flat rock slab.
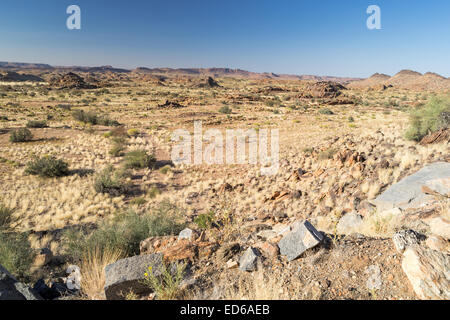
[104,253,163,300]
[278,220,323,261]
[0,264,42,300]
[402,245,450,300]
[371,162,450,211]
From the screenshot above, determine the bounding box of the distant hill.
[0,61,359,83]
[348,70,450,91]
[132,67,359,83]
[0,71,44,82]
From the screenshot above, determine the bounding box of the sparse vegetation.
[26,120,48,128]
[405,96,450,141]
[9,128,33,143]
[0,232,35,279]
[124,150,156,169]
[65,202,185,261]
[25,156,70,178]
[94,166,132,196]
[142,262,186,300]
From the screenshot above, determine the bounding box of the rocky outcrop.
[0,264,42,300]
[371,162,450,211]
[401,245,449,300]
[49,72,97,89]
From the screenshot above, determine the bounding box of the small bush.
[124,150,156,169]
[219,106,232,114]
[405,96,450,141]
[65,202,185,261]
[0,204,13,229]
[25,156,70,178]
[127,129,140,137]
[9,128,33,143]
[73,110,98,125]
[142,262,185,300]
[73,110,120,127]
[0,232,35,279]
[319,108,334,115]
[94,166,132,196]
[26,120,48,128]
[194,210,216,229]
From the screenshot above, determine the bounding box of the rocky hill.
[348,70,450,91]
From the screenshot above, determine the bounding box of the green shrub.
[72,110,120,127]
[64,202,185,261]
[0,204,13,229]
[124,150,156,169]
[319,108,334,115]
[194,210,216,229]
[0,232,35,279]
[405,96,450,141]
[25,156,70,178]
[9,128,33,143]
[94,166,132,196]
[26,120,48,128]
[219,106,232,114]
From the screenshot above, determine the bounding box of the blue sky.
[0,0,449,77]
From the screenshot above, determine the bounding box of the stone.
[365,265,382,291]
[239,247,259,272]
[371,162,450,211]
[32,248,53,269]
[161,239,197,262]
[257,241,279,258]
[0,264,42,300]
[402,245,450,300]
[392,230,421,253]
[140,236,177,255]
[278,220,324,261]
[104,253,164,300]
[426,217,450,240]
[178,228,195,241]
[336,212,364,235]
[426,235,450,254]
[226,260,238,269]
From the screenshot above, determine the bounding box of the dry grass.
[80,246,124,300]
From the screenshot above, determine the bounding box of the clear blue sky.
[1,0,449,77]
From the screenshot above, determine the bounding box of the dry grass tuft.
[80,246,123,300]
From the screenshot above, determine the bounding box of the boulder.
[104,253,164,300]
[0,264,42,300]
[336,212,364,235]
[392,230,422,253]
[371,162,450,211]
[402,245,450,300]
[425,217,450,240]
[239,247,259,272]
[278,220,324,261]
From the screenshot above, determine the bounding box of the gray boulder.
[0,264,42,300]
[104,253,164,300]
[371,162,450,211]
[178,228,195,241]
[239,247,259,272]
[278,220,324,261]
